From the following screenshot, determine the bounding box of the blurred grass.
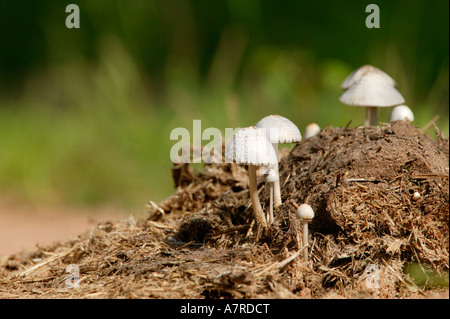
[405,263,449,288]
[0,37,447,210]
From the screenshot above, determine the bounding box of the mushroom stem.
[269,182,274,224]
[302,220,309,262]
[271,143,282,207]
[248,164,268,230]
[365,107,378,126]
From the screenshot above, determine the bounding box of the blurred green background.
[0,0,448,210]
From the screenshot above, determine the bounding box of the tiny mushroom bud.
[389,105,414,122]
[412,191,421,201]
[304,123,321,139]
[296,203,315,220]
[296,204,315,262]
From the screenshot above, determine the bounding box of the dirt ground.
[0,121,448,299]
[0,200,136,257]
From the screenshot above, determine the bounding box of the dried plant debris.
[0,121,448,299]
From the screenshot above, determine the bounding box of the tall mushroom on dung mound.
[339,65,405,126]
[255,115,301,207]
[225,126,278,233]
[340,64,397,90]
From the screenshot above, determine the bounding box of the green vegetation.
[405,263,449,288]
[0,1,448,209]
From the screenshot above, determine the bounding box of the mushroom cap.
[225,126,278,166]
[255,115,302,144]
[304,123,321,139]
[339,70,405,107]
[296,204,315,220]
[389,105,414,122]
[266,169,279,183]
[340,65,397,90]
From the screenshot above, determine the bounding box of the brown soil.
[0,121,448,299]
[0,201,134,257]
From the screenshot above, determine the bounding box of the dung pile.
[0,121,448,299]
[147,120,449,296]
[272,121,449,293]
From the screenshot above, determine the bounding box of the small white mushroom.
[225,126,278,234]
[255,115,302,207]
[265,169,279,225]
[304,123,321,139]
[412,191,421,201]
[389,105,414,122]
[296,204,315,262]
[339,65,405,126]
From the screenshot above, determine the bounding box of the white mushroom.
[255,115,301,207]
[412,191,421,201]
[339,65,405,126]
[296,204,315,262]
[225,126,278,232]
[389,105,414,122]
[304,123,321,139]
[265,169,279,225]
[341,64,397,90]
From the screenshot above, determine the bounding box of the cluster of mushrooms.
[224,64,414,262]
[340,64,414,125]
